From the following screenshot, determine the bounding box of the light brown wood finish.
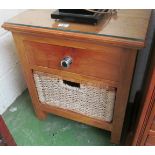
[32,66,118,88]
[2,23,147,49]
[24,40,122,82]
[4,10,151,42]
[12,31,137,144]
[41,104,112,131]
[34,71,115,91]
[111,49,137,143]
[12,32,114,133]
[13,33,47,120]
[2,10,151,144]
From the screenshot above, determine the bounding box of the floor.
[2,90,116,146]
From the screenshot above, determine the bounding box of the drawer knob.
[61,56,72,68]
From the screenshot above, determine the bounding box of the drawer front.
[24,40,122,82]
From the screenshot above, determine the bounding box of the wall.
[0,10,27,114]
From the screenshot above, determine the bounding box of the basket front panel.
[33,72,116,122]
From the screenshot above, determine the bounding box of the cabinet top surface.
[5,9,151,43]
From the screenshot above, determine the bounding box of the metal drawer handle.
[61,56,72,68]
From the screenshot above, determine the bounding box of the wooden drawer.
[24,40,122,82]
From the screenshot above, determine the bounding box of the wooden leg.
[35,109,47,120]
[111,112,123,144]
[111,50,137,144]
[111,129,121,144]
[13,34,48,121]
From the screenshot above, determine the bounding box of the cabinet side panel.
[111,49,137,144]
[12,32,47,119]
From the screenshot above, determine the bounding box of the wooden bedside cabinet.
[2,10,151,144]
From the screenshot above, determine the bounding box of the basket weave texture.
[33,72,116,122]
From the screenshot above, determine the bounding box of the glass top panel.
[6,9,151,41]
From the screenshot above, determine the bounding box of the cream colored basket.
[33,71,116,122]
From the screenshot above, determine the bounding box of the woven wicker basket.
[33,71,116,122]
